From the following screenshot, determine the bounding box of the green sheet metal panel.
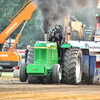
[51,49,58,62]
[34,42,56,47]
[27,64,45,73]
[27,64,53,76]
[61,43,71,48]
[34,42,58,64]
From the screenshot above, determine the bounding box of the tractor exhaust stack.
[44,32,48,42]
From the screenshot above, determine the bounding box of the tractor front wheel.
[52,64,61,83]
[19,63,27,82]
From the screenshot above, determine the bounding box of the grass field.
[0,72,13,78]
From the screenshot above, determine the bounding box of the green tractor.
[20,25,83,84]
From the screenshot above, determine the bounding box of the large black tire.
[52,64,61,83]
[28,75,42,84]
[27,46,40,84]
[19,63,27,82]
[62,47,83,84]
[27,46,34,64]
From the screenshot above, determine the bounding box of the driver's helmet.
[50,29,55,33]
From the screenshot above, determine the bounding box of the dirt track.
[0,77,100,100]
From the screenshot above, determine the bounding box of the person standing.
[25,45,30,63]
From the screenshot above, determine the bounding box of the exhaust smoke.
[36,0,98,33]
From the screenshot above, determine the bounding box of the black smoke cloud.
[36,0,98,33]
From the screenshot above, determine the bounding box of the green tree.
[0,0,44,49]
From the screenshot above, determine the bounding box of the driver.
[49,28,62,43]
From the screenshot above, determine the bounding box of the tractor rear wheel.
[27,46,34,64]
[19,63,27,82]
[52,64,61,83]
[27,46,40,84]
[62,47,83,84]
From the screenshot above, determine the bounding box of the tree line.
[0,0,44,49]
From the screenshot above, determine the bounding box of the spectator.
[25,45,30,63]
